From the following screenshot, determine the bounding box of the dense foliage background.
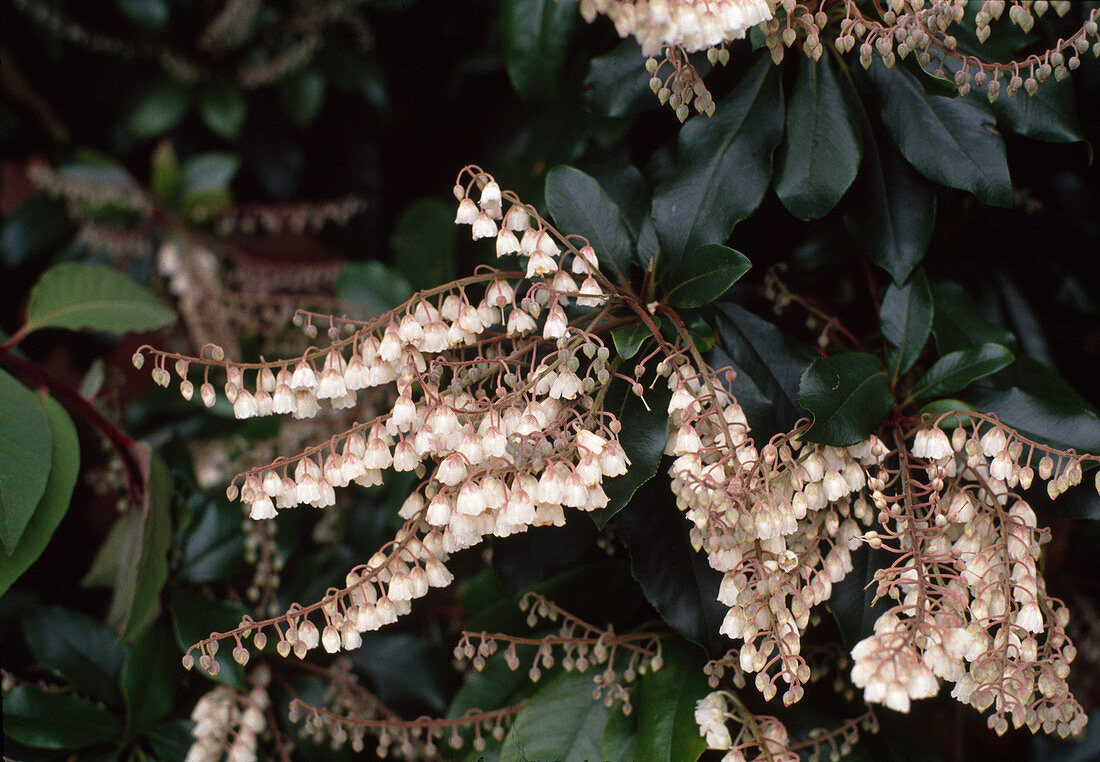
[2,0,1099,760]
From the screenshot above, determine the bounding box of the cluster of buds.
[454,593,664,713]
[694,691,798,761]
[186,665,272,762]
[214,196,367,237]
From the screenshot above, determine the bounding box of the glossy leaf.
[130,79,190,139]
[916,399,975,428]
[121,622,178,737]
[991,75,1085,146]
[280,70,326,126]
[500,670,611,761]
[545,165,634,282]
[774,54,862,220]
[349,633,451,713]
[910,342,1014,400]
[501,0,578,104]
[22,262,176,338]
[2,684,123,750]
[612,322,658,360]
[0,369,52,553]
[651,55,784,271]
[337,261,414,312]
[199,79,246,139]
[844,121,936,285]
[0,395,78,596]
[869,60,1011,207]
[602,704,639,760]
[714,303,814,433]
[592,379,671,529]
[931,280,1016,355]
[584,39,656,118]
[616,488,726,653]
[176,500,247,583]
[447,649,531,718]
[23,607,128,707]
[0,196,73,267]
[169,589,249,690]
[632,639,709,762]
[880,269,933,380]
[798,352,893,446]
[664,244,751,308]
[391,198,457,290]
[145,719,195,762]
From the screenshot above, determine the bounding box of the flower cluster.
[579,0,777,56]
[186,665,272,762]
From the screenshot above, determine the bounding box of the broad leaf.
[23,607,128,707]
[178,152,240,213]
[632,639,709,762]
[664,244,751,309]
[349,633,451,713]
[545,166,633,281]
[931,280,1016,355]
[603,707,638,759]
[391,198,457,290]
[0,195,73,267]
[145,719,196,762]
[168,589,249,690]
[337,261,414,312]
[714,303,815,434]
[130,79,190,139]
[584,39,657,118]
[116,0,169,29]
[775,54,862,220]
[798,352,893,446]
[0,369,52,553]
[612,322,658,361]
[501,0,577,104]
[0,395,78,596]
[616,489,726,653]
[991,74,1086,146]
[2,684,123,750]
[22,262,176,337]
[199,78,246,139]
[121,622,178,737]
[176,499,247,583]
[280,69,326,126]
[500,670,611,761]
[844,120,936,285]
[868,59,1011,207]
[592,379,671,529]
[910,343,1014,400]
[651,55,784,271]
[880,269,933,380]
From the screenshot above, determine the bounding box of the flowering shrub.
[2,1,1100,761]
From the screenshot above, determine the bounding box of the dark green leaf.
[911,343,1014,400]
[501,0,577,103]
[592,379,671,529]
[880,269,933,380]
[199,79,246,140]
[0,395,78,596]
[612,322,658,360]
[150,140,181,204]
[665,244,751,308]
[991,74,1086,146]
[130,79,191,140]
[23,607,128,707]
[844,120,936,285]
[826,545,893,650]
[0,369,52,553]
[500,670,611,761]
[602,704,638,760]
[176,500,246,583]
[545,166,633,282]
[349,633,450,713]
[651,56,784,270]
[616,492,726,653]
[337,261,413,312]
[104,445,173,640]
[707,346,777,438]
[448,648,531,718]
[22,262,176,337]
[632,639,709,762]
[121,622,178,737]
[916,400,975,428]
[145,719,195,762]
[178,152,240,203]
[584,39,655,118]
[168,589,249,690]
[931,280,1016,355]
[868,59,1011,207]
[391,198,457,290]
[280,70,326,126]
[798,352,893,446]
[3,685,122,750]
[586,159,649,239]
[714,303,815,433]
[774,54,861,220]
[116,0,169,29]
[0,196,73,267]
